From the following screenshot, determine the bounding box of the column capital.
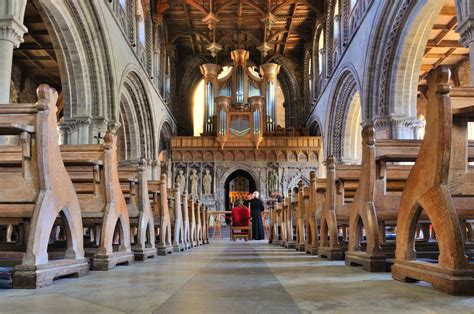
[0,17,27,48]
[456,18,474,46]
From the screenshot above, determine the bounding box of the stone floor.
[0,241,473,313]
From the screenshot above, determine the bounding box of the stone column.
[0,0,27,103]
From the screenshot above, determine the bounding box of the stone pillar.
[371,116,422,140]
[0,0,27,103]
[260,63,281,132]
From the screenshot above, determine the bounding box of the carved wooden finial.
[310,171,316,181]
[103,130,116,150]
[362,125,375,146]
[327,155,336,170]
[36,84,58,112]
[428,65,451,95]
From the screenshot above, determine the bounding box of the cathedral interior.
[0,0,474,312]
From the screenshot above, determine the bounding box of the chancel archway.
[224,169,257,212]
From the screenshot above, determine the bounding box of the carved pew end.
[157,246,174,256]
[345,251,389,272]
[91,251,135,271]
[132,247,158,261]
[13,259,89,289]
[318,247,344,260]
[392,260,474,296]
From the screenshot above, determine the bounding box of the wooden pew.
[202,206,209,244]
[118,159,157,261]
[61,131,134,270]
[188,196,198,247]
[318,161,360,259]
[295,181,306,251]
[270,201,282,245]
[344,132,420,272]
[170,184,185,252]
[280,190,295,248]
[0,85,88,288]
[196,201,203,245]
[149,175,173,255]
[392,67,474,295]
[181,191,191,250]
[305,172,326,255]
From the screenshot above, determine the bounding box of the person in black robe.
[249,191,265,240]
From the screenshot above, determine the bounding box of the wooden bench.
[188,196,198,247]
[169,184,185,252]
[202,206,209,244]
[344,133,420,272]
[118,159,157,261]
[305,172,326,255]
[270,201,282,245]
[318,161,360,260]
[0,85,88,288]
[148,175,173,255]
[392,67,474,295]
[195,200,203,245]
[295,182,307,251]
[279,190,292,248]
[180,191,191,249]
[61,131,134,270]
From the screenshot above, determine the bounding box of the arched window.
[136,0,146,45]
[308,55,313,101]
[193,79,205,136]
[333,0,340,40]
[318,30,324,74]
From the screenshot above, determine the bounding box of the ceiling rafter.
[182,2,196,55]
[281,3,297,55]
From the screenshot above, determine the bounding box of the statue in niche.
[175,169,185,195]
[189,169,199,196]
[203,169,212,195]
[268,169,279,194]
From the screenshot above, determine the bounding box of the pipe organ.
[200,49,281,149]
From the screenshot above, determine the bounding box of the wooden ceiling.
[13,2,61,92]
[161,0,321,63]
[419,0,469,84]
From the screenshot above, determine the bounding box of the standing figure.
[268,169,279,194]
[203,169,212,195]
[249,191,265,240]
[189,169,199,196]
[175,169,186,195]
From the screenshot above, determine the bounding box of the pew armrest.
[0,123,35,135]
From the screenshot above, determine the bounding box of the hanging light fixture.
[207,28,222,58]
[202,0,220,30]
[257,0,274,57]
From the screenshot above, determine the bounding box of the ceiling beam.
[182,3,196,55]
[282,3,297,55]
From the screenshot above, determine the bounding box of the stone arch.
[118,70,156,161]
[218,165,260,211]
[327,65,362,161]
[364,0,447,138]
[177,55,212,135]
[390,1,446,122]
[308,119,323,137]
[35,0,114,143]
